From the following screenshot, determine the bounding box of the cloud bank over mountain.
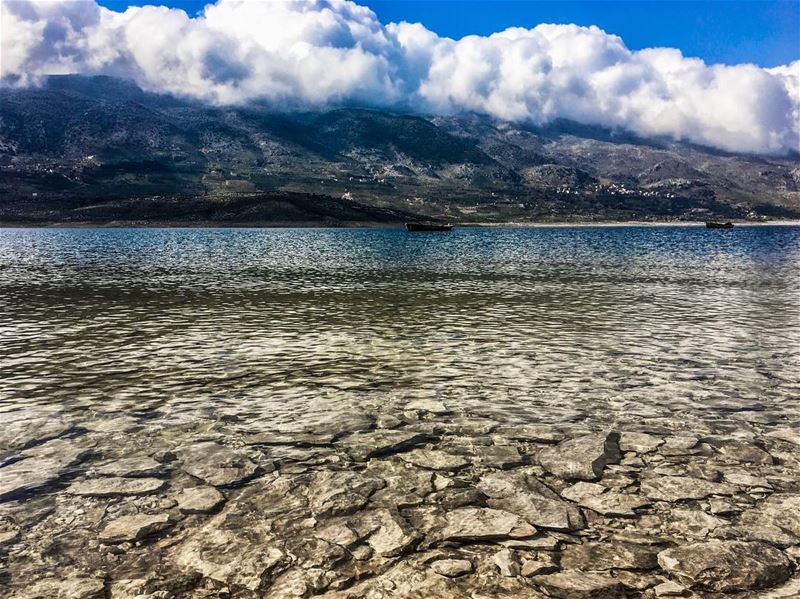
[2,0,798,154]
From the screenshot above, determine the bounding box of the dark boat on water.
[706,221,735,229]
[405,222,453,232]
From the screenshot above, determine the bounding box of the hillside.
[1,75,798,225]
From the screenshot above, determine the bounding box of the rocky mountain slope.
[1,75,798,224]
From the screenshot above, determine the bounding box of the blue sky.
[98,0,799,67]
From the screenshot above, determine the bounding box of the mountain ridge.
[1,75,798,225]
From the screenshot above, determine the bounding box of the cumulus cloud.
[1,0,798,154]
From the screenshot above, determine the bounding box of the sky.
[97,0,800,67]
[2,0,799,155]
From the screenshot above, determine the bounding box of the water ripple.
[1,225,798,430]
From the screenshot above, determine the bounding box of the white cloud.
[1,0,798,154]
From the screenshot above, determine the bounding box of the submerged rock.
[657,540,793,592]
[493,548,520,576]
[619,432,664,454]
[739,494,800,537]
[308,470,385,517]
[67,477,166,497]
[473,444,525,469]
[405,399,451,415]
[561,481,650,516]
[0,439,92,501]
[532,571,625,598]
[520,554,559,577]
[430,558,473,577]
[177,442,261,487]
[766,428,800,446]
[478,472,585,531]
[0,417,75,451]
[95,456,167,477]
[400,449,471,471]
[653,580,688,597]
[1,457,80,501]
[537,432,621,481]
[438,507,536,542]
[340,430,433,462]
[176,486,226,514]
[367,459,434,507]
[170,491,288,591]
[561,541,659,571]
[15,577,106,599]
[640,475,736,502]
[361,509,420,557]
[713,439,774,465]
[99,513,172,543]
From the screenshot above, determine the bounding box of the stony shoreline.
[1,399,799,598]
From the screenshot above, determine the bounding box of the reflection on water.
[1,225,799,431]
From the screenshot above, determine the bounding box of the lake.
[1,224,798,431]
[3,224,800,597]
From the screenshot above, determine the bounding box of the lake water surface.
[1,225,799,432]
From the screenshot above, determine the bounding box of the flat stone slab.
[243,431,339,447]
[361,509,420,557]
[0,441,92,501]
[67,477,166,497]
[96,456,166,477]
[521,555,558,577]
[766,428,800,446]
[561,541,659,571]
[739,493,800,537]
[340,430,434,462]
[439,507,536,542]
[16,577,106,599]
[1,458,75,501]
[400,449,470,471]
[367,460,434,507]
[619,432,664,454]
[562,482,651,516]
[99,513,172,543]
[537,432,621,481]
[478,473,585,531]
[177,442,260,487]
[308,470,385,517]
[640,475,736,502]
[494,425,566,444]
[176,486,226,514]
[658,540,793,592]
[0,417,74,451]
[532,571,625,598]
[473,444,525,469]
[430,558,473,577]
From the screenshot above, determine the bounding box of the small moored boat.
[405,222,453,232]
[706,221,735,229]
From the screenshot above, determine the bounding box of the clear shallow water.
[1,225,799,432]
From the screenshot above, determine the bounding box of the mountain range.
[1,75,798,225]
